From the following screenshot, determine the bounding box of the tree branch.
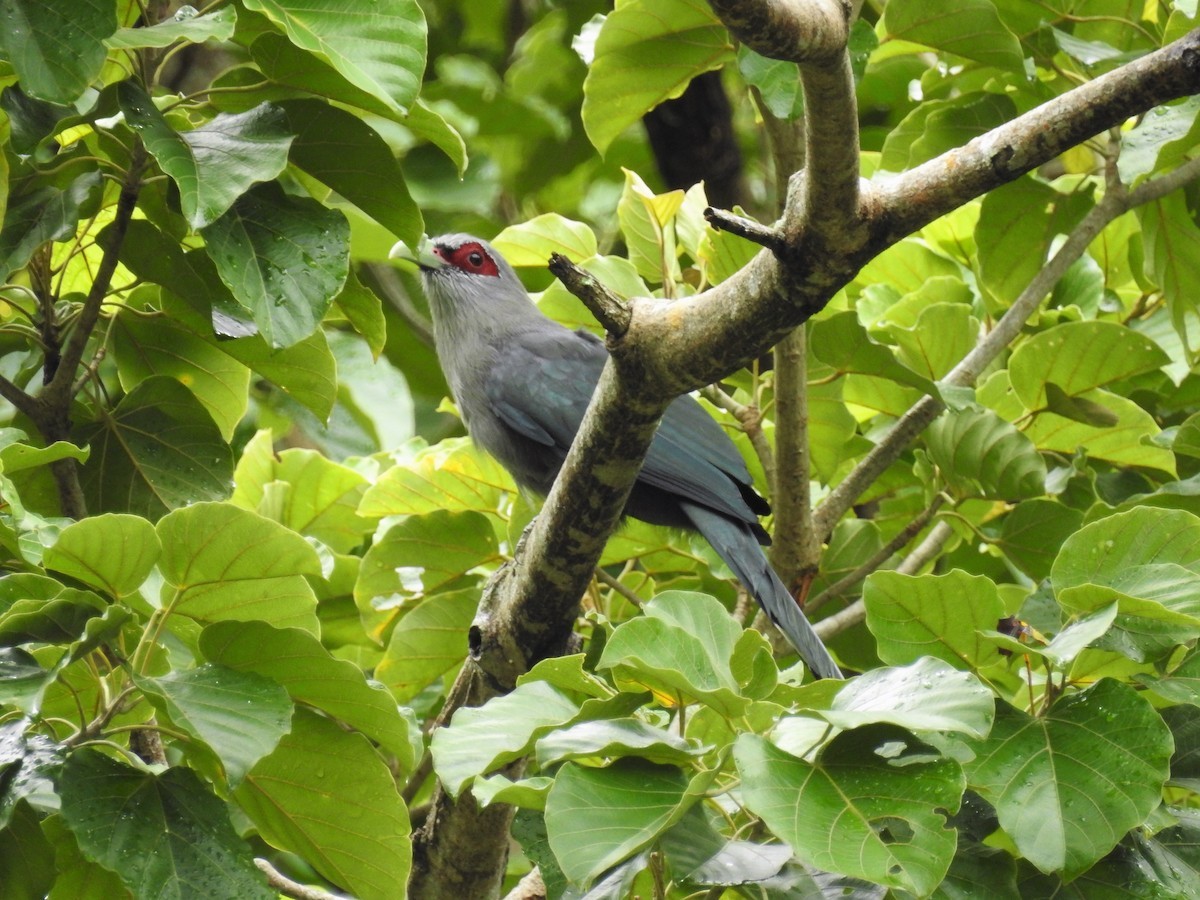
[548,253,631,336]
[706,0,851,63]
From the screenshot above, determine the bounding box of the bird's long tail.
[682,502,842,680]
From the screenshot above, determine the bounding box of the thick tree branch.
[706,0,850,63]
[625,29,1200,400]
[875,29,1200,241]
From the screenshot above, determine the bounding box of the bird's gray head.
[391,233,540,354]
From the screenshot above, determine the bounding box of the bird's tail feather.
[682,502,842,680]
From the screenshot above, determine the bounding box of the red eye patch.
[437,241,500,277]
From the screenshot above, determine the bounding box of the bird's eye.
[468,251,483,267]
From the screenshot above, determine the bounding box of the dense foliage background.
[0,0,1199,897]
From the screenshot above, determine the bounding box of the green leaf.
[544,759,691,885]
[43,514,160,599]
[242,0,426,115]
[200,620,417,771]
[202,181,350,348]
[59,750,273,899]
[1009,321,1168,411]
[597,591,774,718]
[0,0,116,103]
[582,0,733,154]
[617,167,682,284]
[883,0,1023,71]
[1052,507,1200,660]
[964,679,1172,878]
[928,406,1047,499]
[119,84,293,229]
[39,815,131,899]
[0,171,103,282]
[1042,604,1119,669]
[0,438,88,475]
[890,302,978,380]
[1140,191,1200,344]
[282,99,421,245]
[432,681,580,797]
[535,718,705,768]
[138,663,292,787]
[975,177,1090,304]
[236,707,411,899]
[111,303,251,443]
[0,648,55,712]
[231,443,373,554]
[864,570,1006,669]
[354,510,499,642]
[360,437,514,518]
[157,501,321,633]
[881,92,1018,171]
[492,214,598,266]
[737,46,801,119]
[736,726,964,896]
[76,376,234,521]
[334,268,387,358]
[809,311,937,395]
[1137,644,1200,705]
[0,719,62,826]
[107,6,237,50]
[995,499,1084,580]
[375,589,478,703]
[0,798,54,897]
[820,657,995,738]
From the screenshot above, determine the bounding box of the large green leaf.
[819,657,995,738]
[1139,191,1200,342]
[868,571,1008,672]
[43,514,160,599]
[431,681,581,798]
[157,501,321,633]
[597,591,777,718]
[1009,321,1169,411]
[1052,507,1200,660]
[0,171,103,282]
[809,311,937,395]
[59,750,273,899]
[231,434,374,554]
[995,500,1084,581]
[111,302,251,442]
[359,437,514,518]
[735,726,964,896]
[582,0,733,154]
[76,376,234,521]
[119,84,293,229]
[236,707,411,900]
[882,0,1023,71]
[200,620,418,771]
[927,405,1047,500]
[881,92,1018,172]
[492,214,598,266]
[202,181,350,348]
[0,0,116,103]
[282,99,421,244]
[535,718,704,768]
[354,510,499,642]
[544,760,690,886]
[242,0,426,115]
[964,679,1172,878]
[106,6,236,50]
[374,589,478,703]
[137,663,293,788]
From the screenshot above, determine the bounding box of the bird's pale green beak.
[389,236,444,270]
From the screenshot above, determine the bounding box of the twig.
[503,867,546,900]
[595,568,643,608]
[701,384,776,494]
[807,495,946,612]
[813,520,955,640]
[254,859,346,900]
[0,372,40,421]
[547,253,631,337]
[703,208,784,252]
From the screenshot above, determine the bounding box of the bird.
[390,233,842,680]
